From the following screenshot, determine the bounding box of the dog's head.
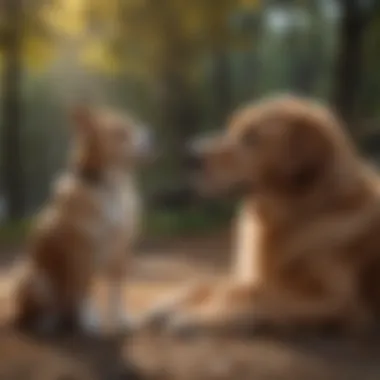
[187,95,355,199]
[69,105,153,174]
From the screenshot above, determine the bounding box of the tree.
[0,0,263,215]
[0,0,59,220]
[110,0,261,183]
[0,0,117,219]
[331,0,378,131]
[356,4,380,119]
[1,0,24,220]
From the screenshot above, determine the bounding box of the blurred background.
[0,0,380,244]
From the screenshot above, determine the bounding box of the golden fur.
[142,95,380,335]
[14,105,151,334]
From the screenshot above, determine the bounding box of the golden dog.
[14,105,152,335]
[142,95,380,335]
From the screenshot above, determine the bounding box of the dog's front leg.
[167,261,373,337]
[104,238,131,334]
[163,282,262,336]
[138,279,218,330]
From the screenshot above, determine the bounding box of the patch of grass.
[0,218,31,246]
[145,205,234,237]
[0,204,234,247]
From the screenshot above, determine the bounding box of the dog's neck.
[71,164,133,188]
[74,166,104,186]
[252,157,375,231]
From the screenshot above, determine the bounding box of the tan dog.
[14,105,152,335]
[143,95,380,335]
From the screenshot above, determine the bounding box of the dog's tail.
[3,258,55,329]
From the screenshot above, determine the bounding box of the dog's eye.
[241,130,258,146]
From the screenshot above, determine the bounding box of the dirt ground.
[1,231,380,380]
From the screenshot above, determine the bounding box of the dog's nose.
[185,151,204,171]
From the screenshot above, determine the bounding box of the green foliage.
[145,205,234,238]
[360,8,380,118]
[0,204,234,246]
[0,218,30,246]
[2,0,380,238]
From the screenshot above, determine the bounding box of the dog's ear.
[274,117,333,194]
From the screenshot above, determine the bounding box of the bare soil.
[1,231,380,380]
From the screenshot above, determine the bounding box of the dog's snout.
[186,151,204,171]
[186,134,219,171]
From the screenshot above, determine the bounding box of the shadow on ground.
[2,233,380,379]
[129,330,380,380]
[3,323,380,380]
[0,326,139,380]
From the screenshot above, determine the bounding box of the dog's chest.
[234,204,262,283]
[90,179,140,265]
[100,179,140,233]
[90,179,141,267]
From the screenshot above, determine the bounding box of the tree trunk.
[1,0,24,220]
[158,67,200,176]
[212,49,232,126]
[332,0,367,131]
